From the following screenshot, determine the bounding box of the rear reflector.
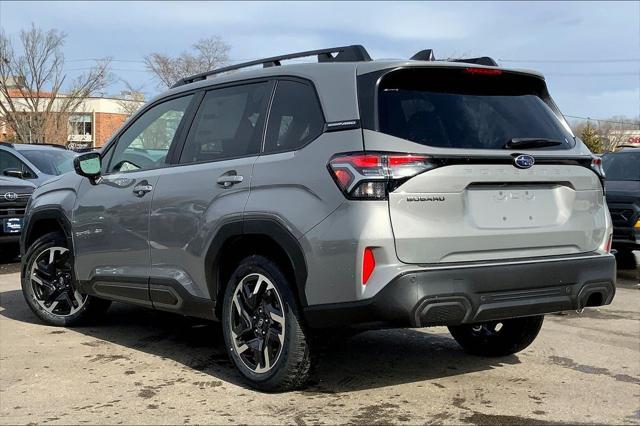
[464,67,502,76]
[362,247,375,285]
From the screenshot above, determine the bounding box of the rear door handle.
[217,172,244,188]
[133,182,153,197]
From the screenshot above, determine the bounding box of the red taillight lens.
[591,155,605,179]
[603,234,613,253]
[328,152,436,199]
[464,67,502,76]
[362,247,375,285]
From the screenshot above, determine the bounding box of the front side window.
[263,80,324,153]
[108,95,193,173]
[179,82,272,164]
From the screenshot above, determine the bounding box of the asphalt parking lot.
[0,253,638,425]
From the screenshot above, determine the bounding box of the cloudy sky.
[1,1,639,121]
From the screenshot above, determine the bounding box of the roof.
[1,142,69,152]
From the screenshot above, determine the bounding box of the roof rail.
[172,45,372,88]
[409,49,499,67]
[0,141,14,148]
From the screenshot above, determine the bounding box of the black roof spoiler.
[410,50,498,67]
[172,45,372,88]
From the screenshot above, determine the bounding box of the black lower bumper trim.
[304,254,616,329]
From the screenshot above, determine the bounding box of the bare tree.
[144,36,230,89]
[0,24,112,144]
[116,79,145,118]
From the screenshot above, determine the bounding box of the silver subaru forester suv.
[20,45,616,391]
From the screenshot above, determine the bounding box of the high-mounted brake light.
[464,67,502,76]
[328,152,436,199]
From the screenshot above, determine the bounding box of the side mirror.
[3,168,25,179]
[74,152,101,183]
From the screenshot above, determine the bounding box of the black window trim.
[260,77,327,156]
[173,79,276,167]
[101,91,201,176]
[169,75,328,168]
[99,74,329,174]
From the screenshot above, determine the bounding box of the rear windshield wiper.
[503,138,564,149]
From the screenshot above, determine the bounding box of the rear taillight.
[590,155,605,180]
[328,152,437,199]
[603,233,613,253]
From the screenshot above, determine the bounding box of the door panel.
[149,82,273,302]
[149,158,256,300]
[73,172,160,294]
[72,94,195,299]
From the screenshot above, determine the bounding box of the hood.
[0,176,37,190]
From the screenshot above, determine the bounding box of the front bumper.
[304,253,616,328]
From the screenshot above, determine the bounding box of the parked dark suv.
[1,176,35,252]
[20,46,616,391]
[603,147,639,268]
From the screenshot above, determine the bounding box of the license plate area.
[467,185,563,229]
[3,218,23,233]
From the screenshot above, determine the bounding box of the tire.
[222,255,311,392]
[448,315,544,357]
[21,232,111,327]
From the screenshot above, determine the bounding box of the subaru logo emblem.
[514,154,535,169]
[3,192,18,201]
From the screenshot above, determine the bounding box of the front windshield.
[602,152,640,181]
[19,149,77,176]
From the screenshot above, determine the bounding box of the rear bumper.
[304,254,616,328]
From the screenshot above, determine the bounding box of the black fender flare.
[204,216,309,308]
[21,206,73,278]
[21,206,73,253]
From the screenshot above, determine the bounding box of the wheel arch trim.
[205,215,309,309]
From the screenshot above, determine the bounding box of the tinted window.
[602,152,640,181]
[264,80,324,153]
[378,68,574,150]
[109,95,193,173]
[19,149,76,175]
[0,150,36,178]
[179,82,272,164]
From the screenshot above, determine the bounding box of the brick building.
[1,79,145,149]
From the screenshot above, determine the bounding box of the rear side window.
[263,80,324,153]
[180,82,272,163]
[377,68,574,150]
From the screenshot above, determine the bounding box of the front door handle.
[133,182,153,197]
[217,172,244,188]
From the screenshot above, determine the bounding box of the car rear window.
[602,152,640,181]
[377,68,574,150]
